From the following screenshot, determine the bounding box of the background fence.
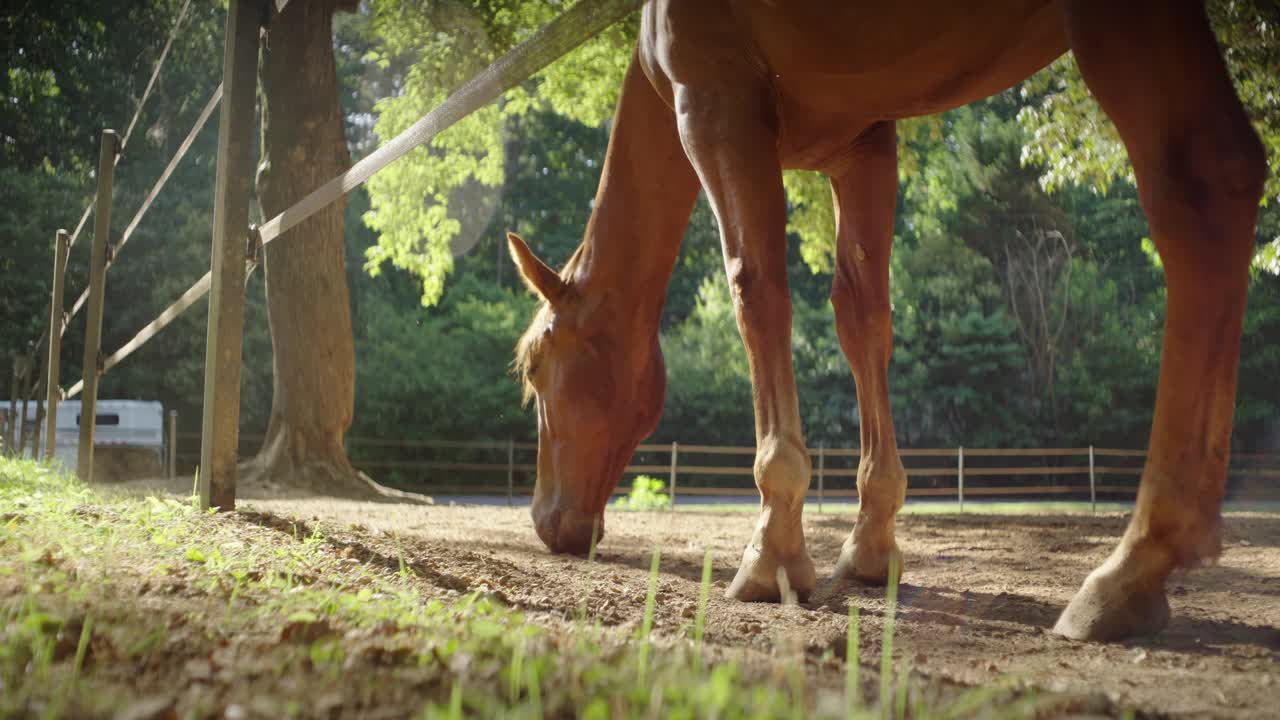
[172,431,1280,510]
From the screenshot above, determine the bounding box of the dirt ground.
[198,493,1280,719]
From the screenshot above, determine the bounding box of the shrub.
[611,475,672,512]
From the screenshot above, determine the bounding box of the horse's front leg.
[674,81,817,603]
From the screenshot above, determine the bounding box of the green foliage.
[1237,273,1280,447]
[0,164,89,356]
[352,272,537,447]
[889,233,1031,447]
[782,170,837,273]
[611,475,672,512]
[361,0,635,306]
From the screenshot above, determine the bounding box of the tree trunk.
[244,0,416,501]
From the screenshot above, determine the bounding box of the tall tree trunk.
[243,0,407,499]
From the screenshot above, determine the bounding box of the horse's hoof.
[1054,563,1170,642]
[833,535,903,586]
[726,542,816,604]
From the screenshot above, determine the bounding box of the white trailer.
[6,400,165,479]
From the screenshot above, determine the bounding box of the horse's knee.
[726,258,788,329]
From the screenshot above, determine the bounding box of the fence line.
[168,431,1280,510]
[5,0,207,467]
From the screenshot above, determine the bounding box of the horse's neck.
[569,58,700,333]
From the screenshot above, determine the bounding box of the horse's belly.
[739,0,1068,170]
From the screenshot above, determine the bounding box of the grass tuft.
[847,603,861,715]
[637,545,661,685]
[880,555,901,711]
[694,548,712,663]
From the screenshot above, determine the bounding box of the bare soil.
[214,496,1279,719]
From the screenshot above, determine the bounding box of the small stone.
[116,696,174,720]
[185,658,213,680]
[224,704,248,720]
[1131,649,1148,664]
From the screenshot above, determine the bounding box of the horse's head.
[508,232,666,554]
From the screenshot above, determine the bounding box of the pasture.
[5,458,1277,718]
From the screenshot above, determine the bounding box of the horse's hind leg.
[828,122,909,585]
[672,76,817,604]
[1054,0,1266,641]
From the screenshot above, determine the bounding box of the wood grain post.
[506,438,514,507]
[31,401,43,458]
[5,359,16,454]
[1088,445,1096,515]
[199,0,261,511]
[17,368,31,456]
[957,445,965,512]
[816,444,825,513]
[669,441,678,510]
[77,129,118,482]
[45,230,69,461]
[168,410,178,479]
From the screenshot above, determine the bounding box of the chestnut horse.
[507,0,1265,641]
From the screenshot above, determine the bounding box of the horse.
[506,0,1266,642]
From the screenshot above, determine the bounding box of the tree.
[240,0,378,497]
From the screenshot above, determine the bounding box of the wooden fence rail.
[172,431,1280,511]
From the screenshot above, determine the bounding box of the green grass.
[0,457,1082,718]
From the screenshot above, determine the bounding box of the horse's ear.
[507,232,566,305]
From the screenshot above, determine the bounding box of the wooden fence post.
[816,443,825,513]
[507,438,515,507]
[669,441,678,509]
[168,410,178,479]
[5,353,15,450]
[45,229,69,462]
[199,0,261,511]
[31,402,43,459]
[1088,444,1096,515]
[78,129,118,482]
[6,357,17,454]
[17,359,32,456]
[957,445,965,513]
